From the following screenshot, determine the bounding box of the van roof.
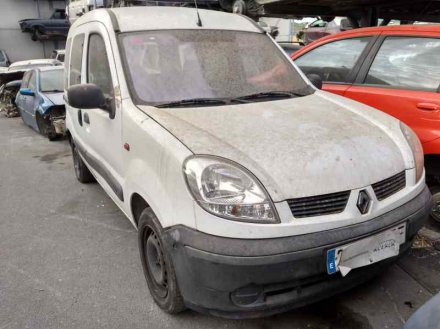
[72,7,262,34]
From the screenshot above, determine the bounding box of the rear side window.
[365,37,440,92]
[295,37,372,83]
[87,34,113,99]
[69,34,85,87]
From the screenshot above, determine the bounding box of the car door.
[22,71,40,130]
[16,71,31,118]
[81,23,124,204]
[345,34,440,146]
[293,36,376,96]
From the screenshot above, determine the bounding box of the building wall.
[0,0,67,63]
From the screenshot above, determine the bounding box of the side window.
[64,37,72,89]
[69,34,85,87]
[295,37,372,83]
[87,33,113,99]
[365,37,440,92]
[28,72,37,91]
[21,71,32,88]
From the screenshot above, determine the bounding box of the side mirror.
[307,74,323,90]
[20,88,35,96]
[67,83,116,119]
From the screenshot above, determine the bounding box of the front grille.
[372,171,406,201]
[287,190,351,218]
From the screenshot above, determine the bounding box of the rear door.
[293,36,376,96]
[345,34,440,146]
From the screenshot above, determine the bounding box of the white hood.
[139,91,409,202]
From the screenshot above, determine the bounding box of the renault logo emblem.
[357,190,371,214]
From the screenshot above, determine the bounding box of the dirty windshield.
[120,30,311,106]
[40,69,63,92]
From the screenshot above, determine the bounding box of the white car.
[64,7,431,317]
[66,0,105,24]
[8,59,62,72]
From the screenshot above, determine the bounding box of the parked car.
[8,59,62,72]
[0,50,10,67]
[16,66,65,140]
[291,25,440,222]
[65,7,430,317]
[301,17,352,44]
[51,49,66,62]
[19,9,70,42]
[66,0,105,25]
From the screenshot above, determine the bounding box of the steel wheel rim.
[144,229,168,298]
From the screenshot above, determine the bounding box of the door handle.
[77,109,83,126]
[83,112,90,124]
[417,103,440,111]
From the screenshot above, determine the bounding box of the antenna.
[193,0,203,27]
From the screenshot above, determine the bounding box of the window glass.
[295,37,371,83]
[69,34,85,87]
[120,30,309,104]
[0,52,5,62]
[21,71,32,88]
[28,72,37,91]
[40,69,64,92]
[64,38,72,89]
[365,37,440,92]
[87,34,113,98]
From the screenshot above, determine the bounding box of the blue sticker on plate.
[327,248,337,274]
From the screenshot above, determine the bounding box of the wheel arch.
[131,193,151,228]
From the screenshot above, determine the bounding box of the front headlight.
[184,156,279,223]
[400,122,424,182]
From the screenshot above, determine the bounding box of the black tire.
[430,186,440,223]
[138,208,186,314]
[232,0,262,17]
[71,142,95,183]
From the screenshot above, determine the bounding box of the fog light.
[231,284,263,306]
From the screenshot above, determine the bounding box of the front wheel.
[430,186,440,223]
[138,208,186,314]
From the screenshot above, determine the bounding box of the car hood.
[43,92,64,106]
[138,91,407,201]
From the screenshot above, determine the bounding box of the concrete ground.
[0,117,439,329]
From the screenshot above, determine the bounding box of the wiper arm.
[43,90,63,93]
[234,91,306,101]
[155,98,227,108]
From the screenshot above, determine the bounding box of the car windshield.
[0,52,5,62]
[40,69,63,92]
[120,30,311,106]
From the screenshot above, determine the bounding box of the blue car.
[16,66,65,140]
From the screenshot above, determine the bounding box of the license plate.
[326,223,406,276]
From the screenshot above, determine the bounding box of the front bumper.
[163,186,432,318]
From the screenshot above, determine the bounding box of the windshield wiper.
[43,89,63,93]
[155,98,227,108]
[233,91,306,102]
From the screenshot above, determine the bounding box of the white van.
[64,7,431,317]
[66,0,105,24]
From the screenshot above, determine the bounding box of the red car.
[291,25,440,221]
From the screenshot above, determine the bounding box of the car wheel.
[232,0,262,17]
[138,208,186,314]
[71,142,95,183]
[430,186,440,223]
